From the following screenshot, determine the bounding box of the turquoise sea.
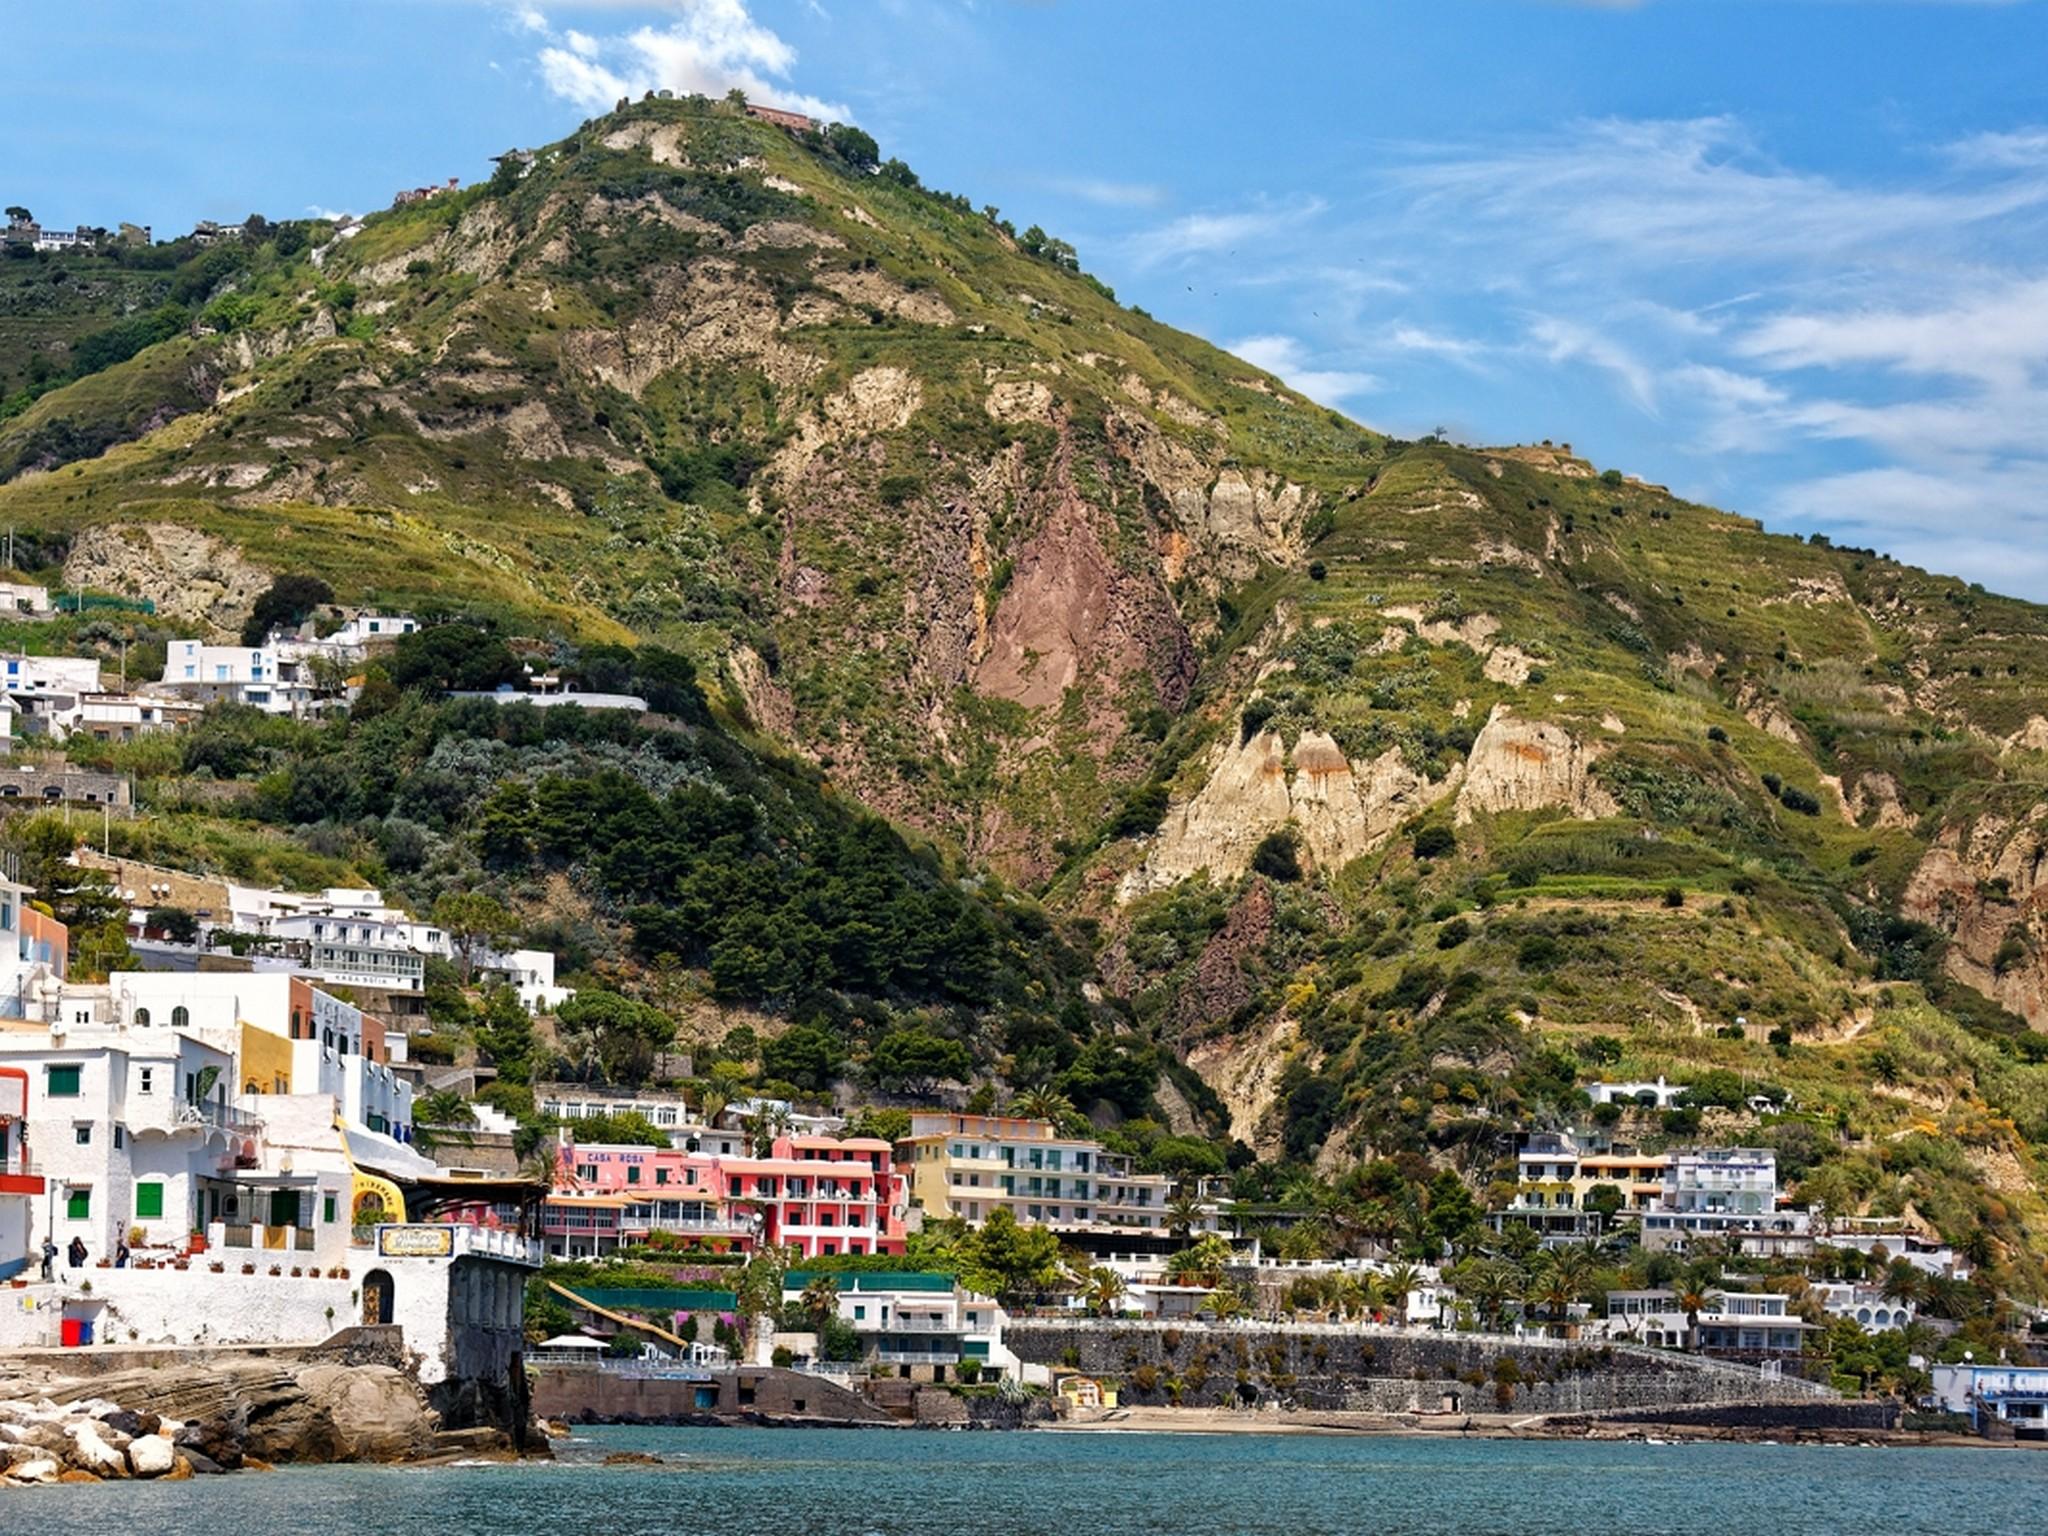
[18,1425,2046,1535]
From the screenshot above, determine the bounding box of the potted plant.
[290,1266,303,1278]
[188,1228,207,1255]
[334,1267,350,1280]
[95,1259,111,1269]
[268,1264,282,1277]
[209,1261,224,1273]
[80,1280,92,1295]
[241,1262,256,1275]
[8,1277,25,1290]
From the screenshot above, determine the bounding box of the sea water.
[17,1424,2045,1536]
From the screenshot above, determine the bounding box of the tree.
[433,890,515,982]
[958,1208,1063,1298]
[555,991,677,1086]
[1251,828,1302,882]
[474,985,540,1083]
[1010,1086,1073,1123]
[1583,1183,1625,1226]
[1423,1169,1483,1258]
[4,207,29,225]
[389,623,520,694]
[240,573,333,646]
[1165,1188,1205,1238]
[761,1025,844,1092]
[1083,1265,1127,1317]
[1164,1233,1234,1287]
[411,1089,475,1153]
[797,1272,840,1331]
[868,1028,971,1093]
[823,123,879,168]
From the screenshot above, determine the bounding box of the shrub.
[1662,886,1684,908]
[1706,725,1728,743]
[1413,824,1457,860]
[1436,917,1472,949]
[1252,828,1303,882]
[1778,784,1821,816]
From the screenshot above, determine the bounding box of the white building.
[1806,1281,1915,1332]
[1588,1077,1689,1110]
[66,691,202,742]
[0,1017,247,1264]
[782,1268,1017,1380]
[1603,1287,1816,1357]
[157,641,324,716]
[0,584,50,615]
[1930,1363,2048,1432]
[1639,1148,1809,1252]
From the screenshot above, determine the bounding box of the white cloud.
[1047,176,1167,209]
[1527,316,1659,413]
[1736,275,2048,388]
[1773,461,2048,593]
[1229,334,1379,405]
[1386,324,1490,365]
[305,204,353,222]
[1124,199,1325,269]
[527,0,850,122]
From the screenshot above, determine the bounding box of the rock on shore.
[0,1358,477,1485]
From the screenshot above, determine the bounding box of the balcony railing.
[178,1100,262,1135]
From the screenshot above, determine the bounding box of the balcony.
[0,1160,43,1197]
[178,1100,262,1135]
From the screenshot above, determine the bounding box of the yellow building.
[898,1113,1175,1234]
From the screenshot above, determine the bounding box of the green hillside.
[4,93,2048,1310]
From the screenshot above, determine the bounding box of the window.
[113,1126,124,1149]
[74,1123,91,1145]
[626,1166,641,1185]
[853,1304,866,1321]
[47,1064,81,1097]
[655,1168,669,1186]
[171,1006,189,1028]
[136,1183,164,1219]
[137,1067,153,1094]
[134,1008,151,1027]
[66,1187,90,1220]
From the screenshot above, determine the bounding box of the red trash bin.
[59,1317,83,1347]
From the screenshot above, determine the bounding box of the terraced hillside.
[4,94,2048,1297]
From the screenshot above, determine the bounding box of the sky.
[9,0,2048,596]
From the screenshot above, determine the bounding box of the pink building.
[543,1132,906,1261]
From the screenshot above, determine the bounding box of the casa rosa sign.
[377,1225,455,1258]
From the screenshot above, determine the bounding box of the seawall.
[1005,1321,1835,1416]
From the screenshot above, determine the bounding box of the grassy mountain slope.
[4,95,2048,1295]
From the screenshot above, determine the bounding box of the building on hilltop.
[744,102,817,133]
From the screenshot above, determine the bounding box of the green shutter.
[323,1193,338,1224]
[66,1188,90,1220]
[135,1183,164,1219]
[48,1065,80,1097]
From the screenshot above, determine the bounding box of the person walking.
[114,1238,130,1269]
[66,1236,86,1275]
[39,1237,55,1282]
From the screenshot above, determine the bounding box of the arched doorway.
[361,1268,395,1326]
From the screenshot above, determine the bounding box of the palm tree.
[1880,1258,1927,1311]
[1084,1266,1127,1317]
[1382,1263,1421,1325]
[1166,1187,1206,1238]
[1011,1087,1073,1123]
[411,1089,475,1153]
[799,1273,840,1331]
[1201,1282,1249,1321]
[1678,1286,1709,1351]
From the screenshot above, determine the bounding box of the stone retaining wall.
[1006,1322,1831,1416]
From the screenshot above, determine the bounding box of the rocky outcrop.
[1903,803,2048,1028]
[1455,705,1619,826]
[972,499,1192,718]
[1120,729,1459,900]
[62,523,271,632]
[0,1352,478,1484]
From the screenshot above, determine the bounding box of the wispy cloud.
[1046,176,1167,209]
[521,0,850,122]
[1123,198,1325,269]
[1229,334,1380,405]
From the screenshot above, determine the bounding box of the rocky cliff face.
[1904,803,2048,1027]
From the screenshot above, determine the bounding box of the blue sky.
[10,0,2048,595]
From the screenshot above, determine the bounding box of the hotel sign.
[378,1225,454,1258]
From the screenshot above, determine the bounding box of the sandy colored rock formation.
[1454,704,1619,825]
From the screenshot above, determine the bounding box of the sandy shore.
[1037,1404,2015,1448]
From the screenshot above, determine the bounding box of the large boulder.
[174,1416,245,1470]
[11,1457,61,1483]
[243,1365,435,1464]
[67,1420,129,1478]
[101,1408,162,1439]
[127,1433,177,1477]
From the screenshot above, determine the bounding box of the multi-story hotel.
[895,1113,1176,1236]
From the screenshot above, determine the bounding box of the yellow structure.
[897,1113,1175,1234]
[238,1021,295,1096]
